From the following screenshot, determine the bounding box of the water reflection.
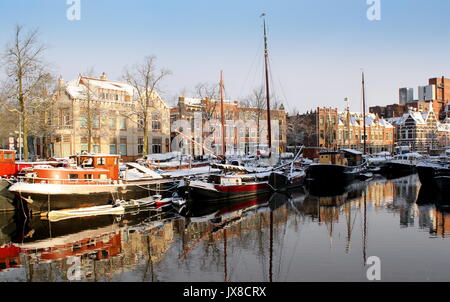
[0,174,449,281]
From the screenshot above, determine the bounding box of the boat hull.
[188,182,271,203]
[383,162,417,178]
[10,180,175,213]
[306,164,364,185]
[268,171,305,191]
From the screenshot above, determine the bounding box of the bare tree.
[2,25,50,161]
[123,56,171,155]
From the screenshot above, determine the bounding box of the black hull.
[268,172,305,192]
[417,164,450,187]
[18,182,176,214]
[306,164,365,185]
[383,162,417,179]
[188,184,271,204]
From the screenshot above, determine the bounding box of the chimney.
[57,75,65,88]
[100,72,107,80]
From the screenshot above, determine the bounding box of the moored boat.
[305,149,367,186]
[9,153,174,214]
[383,152,423,178]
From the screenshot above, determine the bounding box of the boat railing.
[17,176,114,185]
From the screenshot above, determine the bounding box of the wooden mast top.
[220,70,226,158]
[262,15,272,157]
[362,71,367,155]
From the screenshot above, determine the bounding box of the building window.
[137,114,145,129]
[93,115,100,129]
[109,116,116,130]
[152,138,162,154]
[119,137,127,155]
[152,113,161,132]
[138,137,144,155]
[60,109,71,126]
[80,115,87,128]
[119,117,127,130]
[80,137,88,153]
[109,138,117,154]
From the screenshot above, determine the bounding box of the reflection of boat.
[44,204,125,222]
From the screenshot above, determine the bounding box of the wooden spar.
[362,71,367,155]
[220,71,226,158]
[263,16,272,157]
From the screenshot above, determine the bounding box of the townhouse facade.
[170,96,287,157]
[41,73,171,160]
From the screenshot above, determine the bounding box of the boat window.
[3,153,12,160]
[84,174,93,181]
[97,158,106,165]
[69,174,79,182]
[99,174,108,180]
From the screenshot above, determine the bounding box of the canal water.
[0,174,449,282]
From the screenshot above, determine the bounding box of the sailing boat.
[188,16,296,201]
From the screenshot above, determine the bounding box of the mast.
[362,71,367,155]
[262,14,272,157]
[220,71,226,158]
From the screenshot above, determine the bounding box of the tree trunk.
[143,113,149,155]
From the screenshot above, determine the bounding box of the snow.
[341,149,363,155]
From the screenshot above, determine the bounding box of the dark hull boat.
[383,153,423,179]
[416,161,450,187]
[306,163,366,184]
[188,178,271,203]
[268,170,305,192]
[11,180,174,213]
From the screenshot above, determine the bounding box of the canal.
[0,174,449,282]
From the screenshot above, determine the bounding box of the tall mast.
[362,71,367,155]
[262,15,272,157]
[220,70,226,158]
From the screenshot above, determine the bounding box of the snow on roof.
[64,75,168,108]
[341,149,363,155]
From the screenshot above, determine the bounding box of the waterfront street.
[0,175,449,282]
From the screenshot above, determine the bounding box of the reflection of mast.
[269,210,273,282]
[345,201,352,253]
[363,191,367,264]
[223,228,228,282]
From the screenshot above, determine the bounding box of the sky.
[1,0,450,113]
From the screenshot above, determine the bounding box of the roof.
[341,149,363,155]
[64,75,168,108]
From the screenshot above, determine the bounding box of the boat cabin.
[319,149,363,166]
[0,150,16,177]
[27,167,113,185]
[208,175,244,186]
[69,154,120,180]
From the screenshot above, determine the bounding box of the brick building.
[170,96,287,156]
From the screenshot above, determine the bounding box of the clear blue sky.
[1,0,450,113]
